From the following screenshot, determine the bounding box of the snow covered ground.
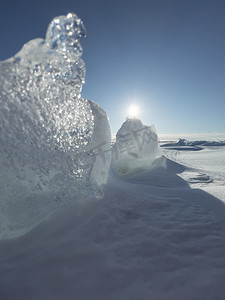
[162,141,225,203]
[0,140,225,300]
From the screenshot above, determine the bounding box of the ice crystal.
[0,13,111,238]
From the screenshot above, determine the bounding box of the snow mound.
[111,118,163,176]
[0,13,111,239]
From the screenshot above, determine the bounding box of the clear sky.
[1,0,225,135]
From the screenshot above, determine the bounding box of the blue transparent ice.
[0,13,111,238]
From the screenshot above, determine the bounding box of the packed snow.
[1,12,225,300]
[162,140,225,204]
[1,142,225,299]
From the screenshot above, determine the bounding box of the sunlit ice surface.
[0,12,111,238]
[127,104,140,119]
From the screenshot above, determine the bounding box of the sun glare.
[127,104,140,119]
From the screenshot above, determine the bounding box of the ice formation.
[0,13,111,238]
[162,138,225,147]
[111,118,162,176]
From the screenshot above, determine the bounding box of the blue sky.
[1,0,225,134]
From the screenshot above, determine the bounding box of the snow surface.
[1,141,225,300]
[162,141,225,203]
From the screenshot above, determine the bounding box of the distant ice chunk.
[111,118,162,176]
[0,13,111,239]
[161,138,225,147]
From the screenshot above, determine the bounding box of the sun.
[127,104,140,119]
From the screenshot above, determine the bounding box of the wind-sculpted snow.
[1,152,225,300]
[0,13,111,238]
[111,118,163,176]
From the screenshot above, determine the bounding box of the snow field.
[1,151,225,299]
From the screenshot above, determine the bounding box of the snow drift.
[1,147,225,300]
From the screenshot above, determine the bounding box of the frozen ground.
[0,140,225,300]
